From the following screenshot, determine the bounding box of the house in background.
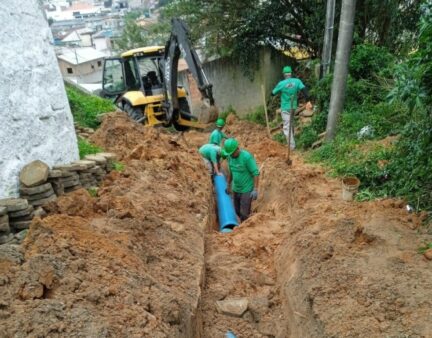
[57,47,108,84]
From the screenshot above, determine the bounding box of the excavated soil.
[0,112,431,338]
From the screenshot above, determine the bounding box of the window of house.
[98,61,102,67]
[67,67,73,74]
[91,64,95,70]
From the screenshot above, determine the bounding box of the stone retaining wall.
[0,153,117,246]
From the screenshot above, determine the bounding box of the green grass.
[418,242,432,254]
[66,84,115,128]
[78,138,102,159]
[113,161,125,172]
[87,187,98,197]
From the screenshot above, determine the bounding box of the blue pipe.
[213,174,239,232]
[225,331,237,338]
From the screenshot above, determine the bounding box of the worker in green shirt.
[209,118,228,146]
[223,138,259,222]
[272,66,313,149]
[199,143,224,176]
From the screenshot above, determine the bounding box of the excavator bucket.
[199,98,219,124]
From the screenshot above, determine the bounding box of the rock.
[33,207,47,218]
[50,180,64,196]
[19,182,52,195]
[63,180,80,189]
[0,216,10,233]
[19,281,44,300]
[0,207,7,216]
[10,220,32,230]
[28,194,57,207]
[72,160,96,170]
[48,169,63,178]
[424,249,432,260]
[215,298,248,317]
[0,233,14,245]
[0,198,28,212]
[14,229,28,242]
[19,160,49,187]
[84,155,107,165]
[21,188,55,201]
[98,152,117,161]
[8,205,34,218]
[8,212,34,222]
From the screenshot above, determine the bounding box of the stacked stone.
[72,160,98,189]
[52,164,82,193]
[0,198,32,233]
[47,169,65,196]
[84,154,108,184]
[0,206,12,244]
[97,153,117,172]
[19,160,57,208]
[74,123,95,139]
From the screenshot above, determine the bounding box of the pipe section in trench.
[213,174,239,232]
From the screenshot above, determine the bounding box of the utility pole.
[325,0,356,140]
[320,0,336,78]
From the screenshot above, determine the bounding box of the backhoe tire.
[124,103,144,123]
[173,98,192,131]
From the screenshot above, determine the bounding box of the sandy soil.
[0,113,431,338]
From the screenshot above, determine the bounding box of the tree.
[321,0,336,77]
[115,19,149,51]
[325,0,356,140]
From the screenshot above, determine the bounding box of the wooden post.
[261,84,271,138]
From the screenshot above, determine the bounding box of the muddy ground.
[0,113,431,338]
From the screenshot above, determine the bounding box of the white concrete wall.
[0,0,79,198]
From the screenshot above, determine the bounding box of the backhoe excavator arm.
[163,18,215,124]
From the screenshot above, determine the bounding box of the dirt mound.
[0,114,211,337]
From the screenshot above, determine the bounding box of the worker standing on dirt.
[209,118,228,146]
[224,138,259,222]
[199,144,225,176]
[272,66,313,149]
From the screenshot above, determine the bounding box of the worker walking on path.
[199,144,225,176]
[224,138,260,222]
[272,66,313,149]
[209,118,228,146]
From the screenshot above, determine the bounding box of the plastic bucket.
[341,176,360,201]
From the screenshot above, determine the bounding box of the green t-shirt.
[228,149,259,193]
[199,144,220,163]
[272,78,305,111]
[209,129,227,145]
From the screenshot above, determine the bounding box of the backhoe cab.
[101,19,218,131]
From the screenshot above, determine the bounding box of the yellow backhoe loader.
[100,18,217,131]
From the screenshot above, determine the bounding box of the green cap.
[283,66,292,74]
[216,118,225,127]
[223,138,239,156]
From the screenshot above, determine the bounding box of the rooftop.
[57,47,108,65]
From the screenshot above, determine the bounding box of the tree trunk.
[320,0,336,78]
[325,0,357,140]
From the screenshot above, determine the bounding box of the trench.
[194,172,292,338]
